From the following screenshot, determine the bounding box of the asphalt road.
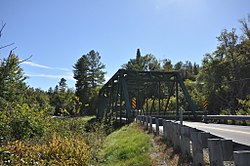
[182,121,250,147]
[152,121,250,147]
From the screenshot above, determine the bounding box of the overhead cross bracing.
[97,69,198,124]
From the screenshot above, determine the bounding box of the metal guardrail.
[137,115,250,165]
[203,115,250,121]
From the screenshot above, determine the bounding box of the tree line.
[0,14,249,122]
[121,15,250,115]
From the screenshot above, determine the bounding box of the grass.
[99,123,152,166]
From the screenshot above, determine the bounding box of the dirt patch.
[148,133,192,166]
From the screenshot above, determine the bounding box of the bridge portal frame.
[97,69,197,124]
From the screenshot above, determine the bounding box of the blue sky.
[0,0,249,90]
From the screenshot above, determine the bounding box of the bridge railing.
[140,110,250,123]
[203,115,250,121]
[203,115,250,125]
[137,115,250,165]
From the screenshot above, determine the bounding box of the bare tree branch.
[0,42,15,50]
[0,22,6,37]
[19,55,33,64]
[0,22,16,50]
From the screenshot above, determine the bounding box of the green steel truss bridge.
[97,69,198,124]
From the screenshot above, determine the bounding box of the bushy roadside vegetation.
[0,51,106,165]
[99,123,152,166]
[0,114,106,165]
[1,135,90,165]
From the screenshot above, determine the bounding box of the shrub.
[1,134,90,165]
[0,103,49,142]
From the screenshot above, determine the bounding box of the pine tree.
[73,50,106,114]
[73,55,90,105]
[122,49,160,71]
[0,52,27,106]
[59,78,67,92]
[87,50,106,88]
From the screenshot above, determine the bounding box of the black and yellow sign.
[131,97,137,109]
[203,100,208,109]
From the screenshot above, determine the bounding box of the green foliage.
[0,52,27,109]
[25,88,54,114]
[73,50,106,115]
[1,134,90,165]
[122,49,161,71]
[142,97,176,114]
[100,123,152,166]
[48,79,81,116]
[0,103,48,142]
[236,95,250,115]
[196,15,250,114]
[0,115,105,165]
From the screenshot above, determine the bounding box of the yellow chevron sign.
[203,100,208,109]
[131,97,137,109]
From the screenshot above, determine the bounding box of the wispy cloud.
[27,73,75,81]
[22,61,70,71]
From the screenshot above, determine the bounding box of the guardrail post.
[191,132,210,166]
[208,139,223,166]
[144,115,147,125]
[173,123,180,152]
[234,150,250,166]
[166,121,173,145]
[191,132,204,166]
[221,139,233,161]
[140,115,143,124]
[158,118,163,134]
[163,119,167,140]
[208,139,233,166]
[149,116,153,133]
[180,126,192,157]
[152,117,156,133]
[145,116,149,129]
[155,118,159,135]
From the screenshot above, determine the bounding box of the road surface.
[152,121,250,147]
[183,121,250,147]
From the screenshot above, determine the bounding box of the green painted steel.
[97,69,197,124]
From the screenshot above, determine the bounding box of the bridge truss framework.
[97,69,197,124]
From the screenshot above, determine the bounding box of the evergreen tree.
[122,49,160,71]
[0,51,27,109]
[73,50,106,114]
[162,59,173,72]
[48,78,81,116]
[87,50,106,88]
[73,55,90,105]
[59,78,67,92]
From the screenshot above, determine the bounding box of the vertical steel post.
[176,81,179,121]
[119,81,123,125]
[120,72,132,123]
[108,84,113,123]
[164,82,174,116]
[176,73,196,116]
[114,80,119,122]
[158,81,161,116]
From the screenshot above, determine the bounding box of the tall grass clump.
[100,123,152,166]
